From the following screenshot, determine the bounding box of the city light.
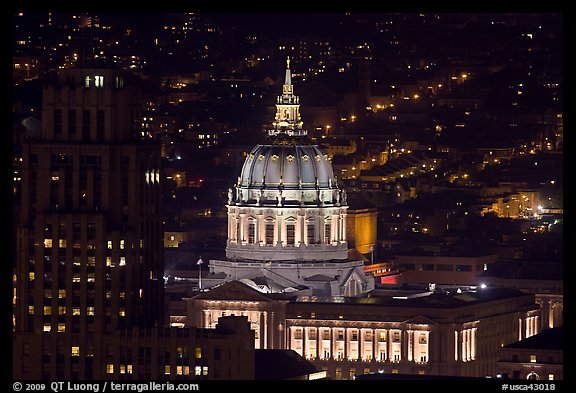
[12,12,563,382]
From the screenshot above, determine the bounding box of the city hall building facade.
[186,280,541,379]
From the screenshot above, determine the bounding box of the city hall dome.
[229,57,346,209]
[225,57,349,262]
[239,143,337,191]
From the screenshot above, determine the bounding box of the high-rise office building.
[14,68,164,379]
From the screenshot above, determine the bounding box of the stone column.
[239,212,246,243]
[341,210,347,242]
[296,213,303,246]
[454,329,459,362]
[263,311,268,349]
[278,214,285,246]
[407,330,413,362]
[471,328,476,360]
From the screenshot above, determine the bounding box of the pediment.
[191,280,274,302]
[403,315,439,326]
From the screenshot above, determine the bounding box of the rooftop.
[294,287,530,309]
[503,326,563,351]
[255,349,318,380]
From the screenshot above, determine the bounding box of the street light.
[197,258,204,290]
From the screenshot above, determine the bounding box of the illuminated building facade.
[186,280,542,379]
[208,59,373,297]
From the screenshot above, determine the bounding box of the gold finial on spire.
[286,56,290,69]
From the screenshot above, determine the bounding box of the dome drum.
[229,187,346,208]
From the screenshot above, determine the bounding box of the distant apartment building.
[395,253,498,286]
[484,189,541,219]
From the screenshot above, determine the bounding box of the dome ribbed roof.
[239,142,336,190]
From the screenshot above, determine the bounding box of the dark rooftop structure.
[294,287,529,309]
[503,326,563,351]
[255,349,320,380]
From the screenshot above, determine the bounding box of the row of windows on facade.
[28,269,156,284]
[29,305,126,317]
[79,75,125,89]
[41,238,133,249]
[29,288,130,301]
[292,329,418,343]
[331,367,425,380]
[30,257,136,273]
[289,328,478,364]
[30,154,119,166]
[105,364,208,376]
[37,222,142,246]
[43,174,157,209]
[401,263,489,272]
[53,109,106,140]
[234,221,338,245]
[21,320,126,334]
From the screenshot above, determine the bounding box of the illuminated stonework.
[209,59,373,297]
[187,280,543,379]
